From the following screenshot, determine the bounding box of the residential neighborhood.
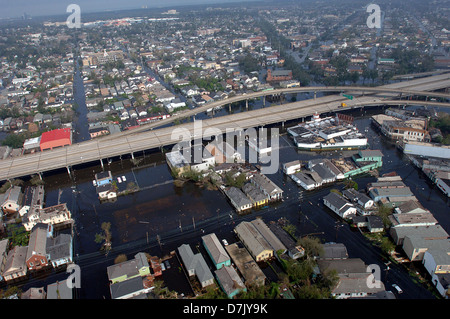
[0,0,448,304]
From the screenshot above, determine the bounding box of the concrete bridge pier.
[229,103,231,113]
[245,99,248,110]
[66,166,72,178]
[314,91,317,99]
[100,158,104,170]
[263,95,266,106]
[131,152,135,160]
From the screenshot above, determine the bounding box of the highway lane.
[2,98,450,181]
[98,73,450,140]
[1,74,450,181]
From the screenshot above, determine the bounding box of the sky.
[0,0,259,19]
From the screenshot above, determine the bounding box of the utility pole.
[157,235,162,250]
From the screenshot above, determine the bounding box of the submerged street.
[18,109,448,299]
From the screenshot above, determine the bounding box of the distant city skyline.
[0,0,260,19]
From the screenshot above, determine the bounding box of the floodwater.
[18,104,447,299]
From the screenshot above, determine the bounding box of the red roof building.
[40,128,72,152]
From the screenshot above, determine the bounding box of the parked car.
[392,284,403,294]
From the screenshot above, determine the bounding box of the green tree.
[95,222,112,252]
[298,236,324,258]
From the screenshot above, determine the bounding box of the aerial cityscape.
[0,0,448,306]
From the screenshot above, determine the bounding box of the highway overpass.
[0,74,449,181]
[100,72,450,139]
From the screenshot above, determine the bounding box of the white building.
[323,192,357,219]
[282,160,302,175]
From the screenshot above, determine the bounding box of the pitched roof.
[215,265,246,296]
[26,224,49,260]
[202,233,230,265]
[178,244,214,284]
[3,246,28,276]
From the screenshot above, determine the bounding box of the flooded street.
[19,105,449,299]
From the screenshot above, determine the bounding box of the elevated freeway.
[101,72,450,139]
[0,74,449,181]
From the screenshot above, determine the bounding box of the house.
[251,173,283,201]
[388,211,438,228]
[224,187,253,213]
[95,171,113,187]
[177,244,214,288]
[422,242,450,277]
[0,239,9,281]
[202,233,231,270]
[109,276,153,299]
[321,243,349,260]
[46,233,73,268]
[1,186,23,214]
[225,243,266,287]
[389,224,449,246]
[186,143,216,173]
[215,265,246,298]
[242,183,269,207]
[268,223,305,259]
[107,252,150,284]
[282,160,302,175]
[402,236,449,262]
[89,126,109,139]
[367,215,384,233]
[342,188,375,214]
[22,203,72,231]
[290,171,319,190]
[251,218,287,256]
[323,192,357,219]
[166,149,190,174]
[234,220,273,262]
[2,246,28,282]
[317,258,386,299]
[136,106,147,117]
[19,185,44,217]
[205,141,242,164]
[310,163,336,184]
[431,273,450,299]
[26,223,51,271]
[394,200,429,215]
[96,184,117,200]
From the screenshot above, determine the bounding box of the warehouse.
[40,128,72,152]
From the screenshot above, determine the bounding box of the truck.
[340,102,347,108]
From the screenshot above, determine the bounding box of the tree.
[95,222,112,252]
[114,254,127,264]
[298,236,324,258]
[380,236,395,255]
[376,204,393,227]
